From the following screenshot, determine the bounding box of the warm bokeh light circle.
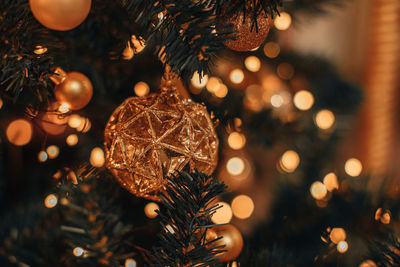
[231,195,254,219]
[6,119,33,146]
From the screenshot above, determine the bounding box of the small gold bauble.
[53,71,93,110]
[219,10,272,52]
[212,224,243,262]
[29,0,91,31]
[104,86,218,201]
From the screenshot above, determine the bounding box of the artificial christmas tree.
[1,0,399,266]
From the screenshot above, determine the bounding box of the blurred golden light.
[90,147,105,167]
[293,90,314,111]
[73,247,84,257]
[228,132,246,150]
[230,69,244,84]
[131,35,145,53]
[68,114,82,128]
[215,84,228,98]
[191,72,208,89]
[330,228,346,244]
[381,212,391,224]
[206,77,222,93]
[244,56,261,72]
[34,45,47,54]
[0,98,3,109]
[359,260,377,267]
[6,119,33,146]
[53,170,62,180]
[337,241,348,253]
[315,110,335,130]
[122,46,134,60]
[344,158,362,177]
[261,74,282,91]
[375,208,391,224]
[231,261,238,267]
[264,42,280,58]
[245,84,263,111]
[270,94,284,108]
[75,117,86,131]
[125,258,137,267]
[58,103,70,113]
[144,202,159,219]
[166,224,175,234]
[44,194,58,208]
[310,181,327,200]
[67,170,78,184]
[122,35,145,60]
[60,197,69,205]
[66,134,78,146]
[274,12,292,30]
[375,208,383,221]
[76,118,91,132]
[231,195,254,219]
[38,151,48,162]
[82,120,91,133]
[211,202,233,224]
[277,63,294,80]
[46,145,60,159]
[227,157,245,175]
[280,150,300,173]
[134,81,150,97]
[323,173,339,191]
[234,118,242,128]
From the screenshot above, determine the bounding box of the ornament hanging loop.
[160,64,190,99]
[49,67,67,85]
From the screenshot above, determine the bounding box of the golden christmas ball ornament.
[104,71,218,201]
[212,224,243,262]
[50,67,93,110]
[218,9,273,52]
[29,0,91,31]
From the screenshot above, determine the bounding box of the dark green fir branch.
[150,170,227,267]
[367,233,400,267]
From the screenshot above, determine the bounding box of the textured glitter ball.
[104,87,218,201]
[220,10,272,52]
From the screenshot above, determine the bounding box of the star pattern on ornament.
[105,89,218,200]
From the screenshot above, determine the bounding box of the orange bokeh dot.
[144,202,160,219]
[211,202,233,224]
[6,119,33,146]
[231,195,254,219]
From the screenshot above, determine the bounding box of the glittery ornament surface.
[220,11,272,52]
[104,86,218,201]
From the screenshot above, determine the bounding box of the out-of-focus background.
[288,0,400,181]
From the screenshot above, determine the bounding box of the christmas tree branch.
[0,166,144,267]
[150,170,227,266]
[367,233,400,266]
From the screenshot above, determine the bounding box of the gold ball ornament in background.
[212,224,243,262]
[219,10,273,52]
[50,67,93,110]
[29,0,91,31]
[104,78,218,201]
